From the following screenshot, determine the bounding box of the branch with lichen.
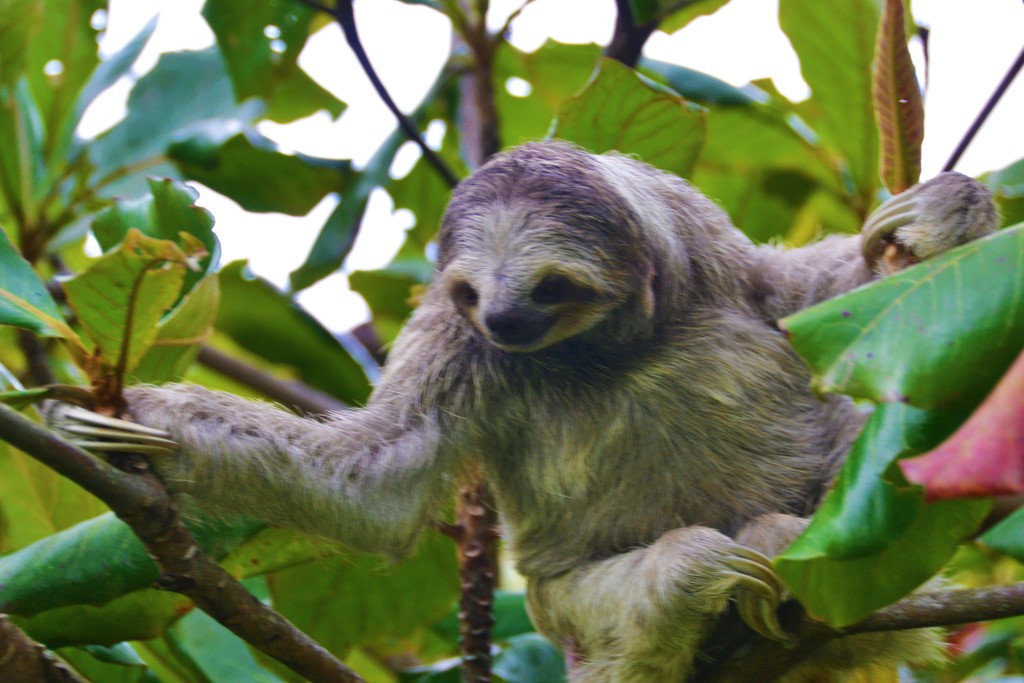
[0,403,363,683]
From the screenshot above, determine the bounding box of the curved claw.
[723,547,791,642]
[49,404,178,457]
[861,190,921,266]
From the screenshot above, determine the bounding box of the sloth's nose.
[484,306,553,347]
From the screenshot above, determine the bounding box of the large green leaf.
[776,403,990,627]
[88,48,256,196]
[553,58,706,179]
[349,263,432,345]
[162,605,284,682]
[268,532,457,656]
[0,225,84,346]
[495,40,603,147]
[779,0,881,205]
[780,225,1024,410]
[203,0,344,124]
[168,130,352,216]
[0,510,261,620]
[218,261,371,404]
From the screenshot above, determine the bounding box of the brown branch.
[698,582,1024,683]
[0,615,86,683]
[605,0,659,68]
[454,479,500,683]
[0,403,363,683]
[16,330,56,386]
[197,345,348,415]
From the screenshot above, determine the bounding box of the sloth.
[53,141,998,681]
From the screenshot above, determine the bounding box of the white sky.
[84,0,1024,332]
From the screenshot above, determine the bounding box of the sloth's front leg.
[526,526,789,681]
[862,172,998,274]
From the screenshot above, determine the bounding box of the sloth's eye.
[452,281,479,308]
[531,274,576,305]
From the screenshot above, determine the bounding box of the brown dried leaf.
[873,0,923,193]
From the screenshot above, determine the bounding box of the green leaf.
[639,58,755,106]
[0,0,43,88]
[779,0,881,203]
[51,18,157,168]
[89,48,256,195]
[0,511,261,617]
[131,273,219,385]
[22,0,104,162]
[54,644,150,683]
[0,440,108,553]
[780,225,1024,410]
[348,264,431,346]
[268,532,457,655]
[203,0,344,124]
[872,0,923,193]
[0,225,84,347]
[980,504,1024,562]
[163,606,285,682]
[168,130,351,216]
[984,157,1024,229]
[62,229,197,378]
[218,527,320,578]
[495,41,603,147]
[0,79,46,221]
[776,403,990,627]
[660,0,732,34]
[15,589,192,648]
[92,177,219,295]
[289,129,406,292]
[218,261,371,404]
[552,58,706,179]
[492,633,566,683]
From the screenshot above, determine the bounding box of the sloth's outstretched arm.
[50,378,463,559]
[753,172,998,321]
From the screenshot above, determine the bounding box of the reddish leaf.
[900,350,1024,500]
[873,0,923,193]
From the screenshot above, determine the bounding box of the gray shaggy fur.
[117,141,996,681]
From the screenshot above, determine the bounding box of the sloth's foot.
[47,403,178,456]
[862,172,998,275]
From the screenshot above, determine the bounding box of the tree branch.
[0,615,86,683]
[0,403,363,683]
[605,0,659,68]
[293,0,460,188]
[698,582,1024,683]
[197,345,348,415]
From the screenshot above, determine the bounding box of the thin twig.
[0,403,363,683]
[197,345,348,415]
[943,43,1024,172]
[293,0,460,188]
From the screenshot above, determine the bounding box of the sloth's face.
[441,208,634,353]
